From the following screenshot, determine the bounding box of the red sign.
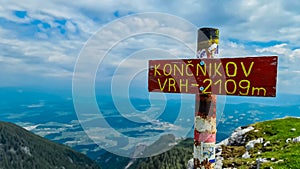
[148,56,278,97]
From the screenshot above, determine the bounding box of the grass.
[124,117,300,169]
[222,117,300,169]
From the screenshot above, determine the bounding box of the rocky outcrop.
[218,126,254,147]
[187,126,255,169]
[187,117,300,168]
[245,138,264,151]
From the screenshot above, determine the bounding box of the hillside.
[114,117,300,169]
[0,121,100,169]
[96,134,190,169]
[128,138,193,169]
[220,117,300,168]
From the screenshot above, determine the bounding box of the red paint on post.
[194,131,216,143]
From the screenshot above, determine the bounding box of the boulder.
[263,141,270,147]
[242,151,251,158]
[292,136,300,143]
[246,138,263,151]
[186,158,194,169]
[218,126,254,146]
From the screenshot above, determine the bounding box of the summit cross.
[148,28,278,169]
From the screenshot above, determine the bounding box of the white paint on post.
[194,28,219,169]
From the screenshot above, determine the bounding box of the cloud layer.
[0,0,300,94]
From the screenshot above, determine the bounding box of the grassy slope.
[127,117,300,169]
[223,117,300,168]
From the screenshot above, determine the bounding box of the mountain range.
[1,117,300,168]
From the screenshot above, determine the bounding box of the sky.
[1,0,300,158]
[1,0,300,97]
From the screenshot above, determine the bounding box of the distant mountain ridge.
[0,121,100,169]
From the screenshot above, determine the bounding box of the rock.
[242,151,251,158]
[186,158,193,169]
[264,141,270,147]
[257,158,269,163]
[275,159,284,163]
[246,138,263,150]
[215,156,223,169]
[215,144,222,154]
[215,151,222,156]
[187,157,224,169]
[217,138,229,146]
[292,136,300,143]
[291,128,296,132]
[218,126,254,146]
[240,126,249,129]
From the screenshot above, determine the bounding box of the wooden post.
[194,28,219,168]
[147,28,278,169]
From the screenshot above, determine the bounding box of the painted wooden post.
[194,28,219,168]
[147,28,278,169]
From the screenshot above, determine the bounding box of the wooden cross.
[147,28,278,169]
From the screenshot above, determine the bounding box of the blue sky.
[1,0,300,157]
[1,0,300,98]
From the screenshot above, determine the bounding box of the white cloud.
[255,43,300,63]
[290,49,300,61]
[65,20,76,33]
[256,44,289,55]
[47,54,74,64]
[219,40,249,57]
[255,43,300,94]
[0,0,300,94]
[1,0,300,43]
